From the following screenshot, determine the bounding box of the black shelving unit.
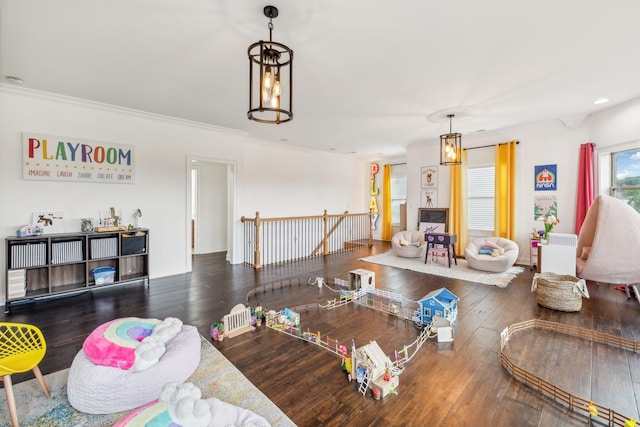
[4,229,149,313]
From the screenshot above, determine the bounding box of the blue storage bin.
[92,266,115,284]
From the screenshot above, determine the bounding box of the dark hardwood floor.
[2,241,639,426]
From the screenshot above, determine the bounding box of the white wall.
[240,98,640,263]
[3,85,638,304]
[0,86,367,304]
[363,97,640,265]
[406,119,590,265]
[589,97,640,148]
[589,97,640,196]
[242,142,366,217]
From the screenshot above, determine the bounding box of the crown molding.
[0,84,249,137]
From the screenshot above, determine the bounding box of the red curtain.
[575,142,595,234]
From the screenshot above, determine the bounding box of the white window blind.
[390,164,407,225]
[467,166,495,231]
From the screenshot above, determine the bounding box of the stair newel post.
[254,211,262,268]
[323,209,329,256]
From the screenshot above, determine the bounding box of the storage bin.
[92,266,116,285]
[52,239,84,264]
[90,237,118,259]
[531,272,589,312]
[121,234,146,255]
[10,242,47,268]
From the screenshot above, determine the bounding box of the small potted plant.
[538,214,560,242]
[257,306,264,326]
[210,322,219,341]
[218,323,225,341]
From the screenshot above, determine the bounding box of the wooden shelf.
[5,229,149,313]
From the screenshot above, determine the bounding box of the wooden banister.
[241,210,373,268]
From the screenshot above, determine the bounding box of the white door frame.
[185,155,237,271]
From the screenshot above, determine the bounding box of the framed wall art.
[421,166,438,189]
[32,211,65,234]
[534,195,557,220]
[23,133,136,184]
[534,164,557,191]
[421,189,437,208]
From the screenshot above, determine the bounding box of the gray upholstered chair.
[391,230,427,258]
[464,237,519,272]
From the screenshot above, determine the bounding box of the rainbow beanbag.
[83,317,183,372]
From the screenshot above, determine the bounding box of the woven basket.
[531,272,586,312]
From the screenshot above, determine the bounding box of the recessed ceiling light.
[4,75,24,85]
[593,98,609,105]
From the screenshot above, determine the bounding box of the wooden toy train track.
[500,319,639,427]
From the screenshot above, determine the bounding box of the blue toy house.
[414,287,459,327]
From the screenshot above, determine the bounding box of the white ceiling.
[2,0,640,158]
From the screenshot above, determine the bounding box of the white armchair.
[391,230,427,258]
[464,237,519,272]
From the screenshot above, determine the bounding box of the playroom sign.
[22,133,135,184]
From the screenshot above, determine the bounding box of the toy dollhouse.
[352,341,397,397]
[413,287,459,326]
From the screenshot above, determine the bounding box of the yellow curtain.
[449,151,468,255]
[495,141,517,239]
[382,164,393,240]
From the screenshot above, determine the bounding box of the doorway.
[186,156,236,271]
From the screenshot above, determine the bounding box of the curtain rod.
[464,140,520,151]
[390,162,407,166]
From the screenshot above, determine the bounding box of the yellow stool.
[0,322,50,426]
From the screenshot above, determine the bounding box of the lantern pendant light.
[440,114,462,165]
[248,5,293,124]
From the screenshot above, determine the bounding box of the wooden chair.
[0,322,50,426]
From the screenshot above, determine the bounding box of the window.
[390,164,407,225]
[467,166,495,231]
[611,149,640,213]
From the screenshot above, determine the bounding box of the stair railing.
[241,210,373,268]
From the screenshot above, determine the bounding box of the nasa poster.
[534,164,557,191]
